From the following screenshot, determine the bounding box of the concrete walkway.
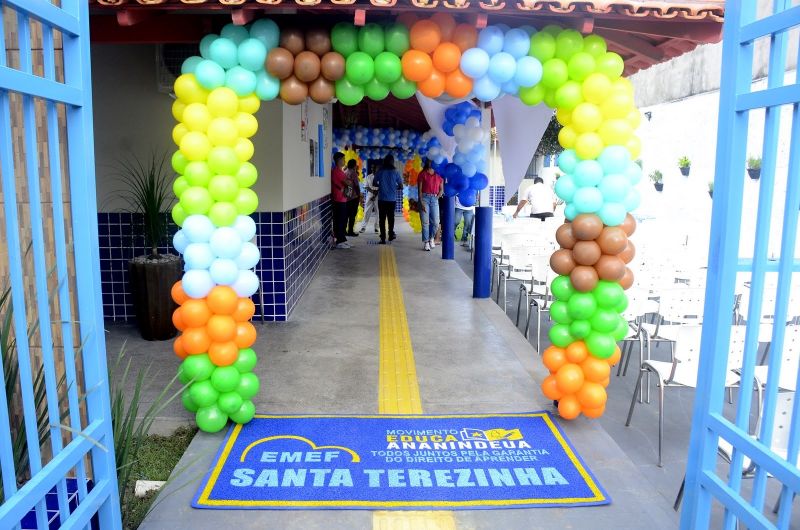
[135,222,678,530]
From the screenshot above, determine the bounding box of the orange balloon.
[565,341,589,364]
[181,298,211,328]
[233,298,256,322]
[556,363,585,394]
[451,23,478,52]
[577,382,607,409]
[171,281,189,305]
[409,20,442,54]
[542,346,567,373]
[430,13,456,42]
[173,336,186,358]
[207,286,238,315]
[397,12,419,29]
[208,341,238,366]
[172,308,186,331]
[582,405,606,419]
[581,356,611,383]
[541,374,562,400]
[418,68,445,98]
[558,394,582,420]
[432,42,461,74]
[181,327,211,355]
[207,314,237,343]
[401,50,433,82]
[601,377,611,387]
[235,322,257,348]
[607,346,622,367]
[445,69,473,98]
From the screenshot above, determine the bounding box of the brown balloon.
[618,240,636,264]
[320,52,345,81]
[280,28,305,56]
[309,77,335,104]
[550,249,577,276]
[555,223,577,250]
[572,240,601,266]
[572,214,604,241]
[620,267,635,290]
[279,75,308,105]
[305,28,332,56]
[294,51,321,83]
[596,226,628,255]
[621,213,637,237]
[266,47,295,80]
[570,265,599,292]
[594,255,626,281]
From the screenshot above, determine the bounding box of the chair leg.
[674,475,685,511]
[515,288,523,327]
[524,301,534,339]
[727,387,734,404]
[626,369,645,427]
[617,341,631,377]
[645,336,652,404]
[657,380,665,467]
[536,310,542,354]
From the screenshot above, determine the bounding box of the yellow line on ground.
[374,247,456,530]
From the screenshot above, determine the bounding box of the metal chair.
[496,244,549,311]
[517,255,552,353]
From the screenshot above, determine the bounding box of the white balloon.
[233,215,257,241]
[210,227,243,259]
[468,127,484,143]
[183,242,214,270]
[181,269,214,298]
[466,117,481,129]
[182,215,215,243]
[232,270,260,297]
[236,242,261,270]
[453,124,466,138]
[173,230,189,254]
[209,258,239,285]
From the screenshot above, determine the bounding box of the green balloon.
[181,354,215,382]
[570,319,592,339]
[596,51,624,79]
[173,176,190,199]
[555,29,584,61]
[586,331,616,359]
[234,348,258,373]
[345,51,375,85]
[543,88,557,109]
[582,34,608,58]
[171,150,189,174]
[236,162,258,188]
[209,201,238,227]
[374,51,402,84]
[593,280,625,308]
[211,366,241,393]
[541,58,568,89]
[358,23,385,58]
[336,78,365,106]
[615,293,629,314]
[554,80,583,110]
[365,77,390,101]
[182,389,199,412]
[549,300,572,324]
[613,318,630,341]
[234,188,259,215]
[184,161,212,187]
[217,391,244,415]
[550,275,575,301]
[542,24,563,36]
[549,324,574,348]
[230,399,256,424]
[390,76,417,99]
[208,146,240,175]
[519,84,545,106]
[236,373,260,400]
[331,22,358,57]
[567,292,598,320]
[189,380,219,408]
[208,175,240,202]
[590,308,619,333]
[196,405,228,433]
[568,52,596,81]
[180,186,213,215]
[171,204,187,227]
[384,23,410,56]
[529,32,556,62]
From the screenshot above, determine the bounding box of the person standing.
[513,177,555,220]
[454,195,475,247]
[374,154,404,244]
[417,159,444,251]
[331,152,350,249]
[359,164,379,234]
[344,159,362,237]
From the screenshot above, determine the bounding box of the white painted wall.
[280,101,332,211]
[251,99,283,212]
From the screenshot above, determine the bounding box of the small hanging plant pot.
[654,182,664,192]
[708,191,713,199]
[747,168,761,180]
[680,166,691,177]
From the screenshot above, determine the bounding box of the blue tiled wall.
[489,186,506,213]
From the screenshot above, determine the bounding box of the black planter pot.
[654,182,664,192]
[680,166,691,176]
[708,191,713,199]
[129,254,182,341]
[748,168,761,179]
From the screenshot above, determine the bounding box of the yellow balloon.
[239,94,261,115]
[602,92,634,120]
[571,102,603,133]
[556,108,572,126]
[172,100,186,122]
[612,77,634,96]
[207,87,239,118]
[207,117,239,147]
[626,109,642,130]
[182,102,211,132]
[574,132,604,160]
[598,119,633,146]
[174,74,208,104]
[558,125,577,149]
[626,135,642,159]
[172,123,189,146]
[581,73,612,105]
[234,137,255,161]
[234,112,258,138]
[179,131,211,162]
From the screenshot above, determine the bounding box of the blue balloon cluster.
[173,215,261,298]
[182,20,281,100]
[554,146,642,226]
[460,25,543,102]
[333,127,426,163]
[440,102,489,206]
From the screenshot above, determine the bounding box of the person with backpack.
[344,159,362,237]
[374,155,404,244]
[331,152,350,249]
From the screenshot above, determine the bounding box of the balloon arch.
[167,15,642,432]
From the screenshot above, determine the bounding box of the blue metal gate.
[682,1,800,528]
[0,0,121,529]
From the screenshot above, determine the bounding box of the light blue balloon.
[473,75,501,102]
[519,25,537,36]
[503,29,531,59]
[487,52,516,84]
[226,66,257,96]
[210,227,242,259]
[182,270,215,299]
[181,55,203,75]
[184,243,214,270]
[195,59,226,90]
[199,34,218,60]
[573,160,604,187]
[502,80,519,96]
[232,270,260,297]
[598,145,631,175]
[599,202,627,226]
[461,161,477,178]
[210,258,240,285]
[183,215,215,243]
[220,23,249,45]
[599,174,630,203]
[625,162,643,185]
[557,149,578,174]
[495,24,511,34]
[573,187,604,213]
[477,26,505,55]
[209,37,239,69]
[173,230,189,254]
[554,174,577,202]
[564,203,578,221]
[233,215,256,241]
[460,48,490,79]
[514,56,543,87]
[238,38,268,72]
[623,188,641,212]
[453,152,467,165]
[249,18,280,49]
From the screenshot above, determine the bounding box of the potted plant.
[747,156,761,179]
[708,180,714,199]
[635,159,643,168]
[678,156,691,176]
[650,170,664,192]
[117,152,182,341]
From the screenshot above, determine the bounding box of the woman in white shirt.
[512,177,555,221]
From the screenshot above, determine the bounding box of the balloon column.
[403,156,423,233]
[440,101,489,207]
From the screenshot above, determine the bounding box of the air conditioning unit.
[155,43,199,94]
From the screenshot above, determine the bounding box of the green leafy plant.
[708,181,714,192]
[747,156,761,170]
[635,159,643,168]
[678,156,691,168]
[649,170,663,183]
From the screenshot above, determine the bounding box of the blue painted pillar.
[441,195,455,260]
[473,206,492,298]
